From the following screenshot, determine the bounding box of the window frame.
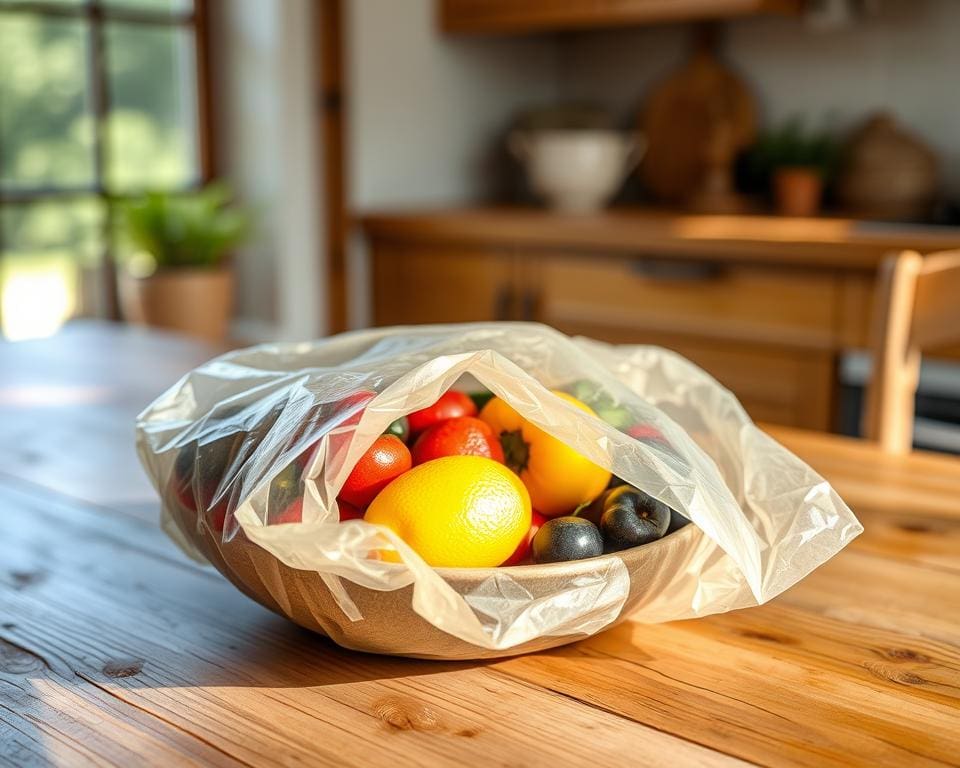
[0,0,213,321]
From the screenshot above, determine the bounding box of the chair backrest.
[863,249,960,453]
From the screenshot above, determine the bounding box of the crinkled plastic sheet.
[136,322,862,654]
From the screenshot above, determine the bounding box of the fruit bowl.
[176,502,702,660]
[141,325,861,661]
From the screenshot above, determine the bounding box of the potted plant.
[750,120,839,217]
[119,184,250,342]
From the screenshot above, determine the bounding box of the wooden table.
[2,322,958,767]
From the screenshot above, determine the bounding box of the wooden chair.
[863,249,960,453]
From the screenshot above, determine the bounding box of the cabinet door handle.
[494,285,514,320]
[628,258,721,281]
[521,289,538,321]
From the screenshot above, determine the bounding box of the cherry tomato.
[407,391,476,435]
[338,500,365,521]
[273,497,303,524]
[502,510,547,566]
[170,436,238,533]
[411,416,504,465]
[325,389,378,464]
[626,424,665,442]
[335,389,377,427]
[271,497,364,524]
[338,434,412,508]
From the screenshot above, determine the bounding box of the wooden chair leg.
[863,251,923,454]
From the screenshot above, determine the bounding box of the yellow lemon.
[365,455,531,568]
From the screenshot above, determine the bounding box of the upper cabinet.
[439,0,803,35]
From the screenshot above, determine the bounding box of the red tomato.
[338,500,364,521]
[324,389,378,465]
[627,424,665,442]
[335,389,377,427]
[407,391,476,435]
[502,510,547,566]
[411,416,504,465]
[273,497,303,524]
[169,475,233,533]
[272,498,364,525]
[338,434,412,508]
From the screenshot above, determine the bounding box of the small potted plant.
[750,120,839,217]
[119,184,250,342]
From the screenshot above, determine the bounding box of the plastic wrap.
[136,323,862,658]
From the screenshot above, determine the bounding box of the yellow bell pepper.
[480,391,611,517]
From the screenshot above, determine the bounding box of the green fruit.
[269,460,304,514]
[469,390,495,412]
[596,406,633,430]
[568,379,620,411]
[384,416,410,443]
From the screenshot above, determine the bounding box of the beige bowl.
[509,129,644,213]
[177,501,701,659]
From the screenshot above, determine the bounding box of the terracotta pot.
[773,167,823,217]
[120,267,234,342]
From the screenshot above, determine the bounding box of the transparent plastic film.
[136,323,862,658]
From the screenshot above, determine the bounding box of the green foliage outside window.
[0,2,200,339]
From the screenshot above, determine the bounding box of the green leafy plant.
[121,183,250,271]
[749,119,840,181]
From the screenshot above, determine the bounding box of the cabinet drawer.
[546,320,836,430]
[537,254,846,350]
[372,244,517,325]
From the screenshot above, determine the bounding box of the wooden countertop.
[359,207,960,270]
[2,322,958,767]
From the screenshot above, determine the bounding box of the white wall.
[560,0,960,196]
[214,0,959,336]
[346,0,561,327]
[210,0,324,341]
[348,0,561,209]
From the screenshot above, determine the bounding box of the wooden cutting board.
[640,34,756,205]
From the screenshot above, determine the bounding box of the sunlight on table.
[1,258,75,341]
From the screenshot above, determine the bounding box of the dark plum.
[532,517,604,564]
[600,485,671,552]
[666,507,689,534]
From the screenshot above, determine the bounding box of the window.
[0,0,209,340]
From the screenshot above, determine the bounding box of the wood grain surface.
[1,322,958,767]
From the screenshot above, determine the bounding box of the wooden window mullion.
[87,1,119,318]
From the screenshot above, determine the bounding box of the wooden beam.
[318,0,348,335]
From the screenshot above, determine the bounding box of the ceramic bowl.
[509,129,644,213]
[179,507,702,660]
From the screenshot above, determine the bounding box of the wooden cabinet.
[361,208,960,431]
[370,244,850,429]
[439,0,802,35]
[373,244,520,325]
[533,254,849,349]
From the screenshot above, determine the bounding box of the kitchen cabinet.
[372,244,520,325]
[361,207,960,431]
[439,0,802,35]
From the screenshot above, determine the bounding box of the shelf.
[439,0,803,35]
[359,207,960,271]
